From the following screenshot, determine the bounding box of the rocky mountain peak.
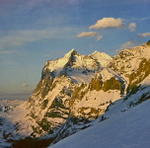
[23,43,150,139]
[90,51,112,67]
[64,49,78,58]
[42,49,113,79]
[42,49,79,77]
[118,44,150,59]
[90,50,111,58]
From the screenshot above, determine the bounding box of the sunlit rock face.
[23,43,149,139]
[25,49,116,137]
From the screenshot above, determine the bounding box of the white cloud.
[0,29,55,48]
[138,32,150,37]
[89,17,124,29]
[96,35,103,41]
[76,32,97,38]
[139,16,150,21]
[76,32,103,40]
[121,41,135,49]
[132,16,150,21]
[128,23,136,32]
[0,27,76,49]
[0,49,16,55]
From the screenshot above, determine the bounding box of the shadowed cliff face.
[11,137,55,148]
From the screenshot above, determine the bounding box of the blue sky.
[0,0,150,96]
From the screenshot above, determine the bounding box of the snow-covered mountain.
[0,42,150,148]
[23,49,123,138]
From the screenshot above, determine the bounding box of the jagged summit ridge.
[118,44,150,59]
[64,48,78,58]
[43,49,77,75]
[90,51,112,67]
[43,49,112,78]
[110,44,150,76]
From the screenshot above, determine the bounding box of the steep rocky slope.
[23,49,125,138]
[50,99,150,148]
[49,66,150,148]
[110,44,150,92]
[24,43,150,140]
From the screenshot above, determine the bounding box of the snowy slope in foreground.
[50,100,150,148]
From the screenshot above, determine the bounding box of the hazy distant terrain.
[0,93,31,100]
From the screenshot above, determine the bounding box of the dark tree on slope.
[146,40,150,45]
